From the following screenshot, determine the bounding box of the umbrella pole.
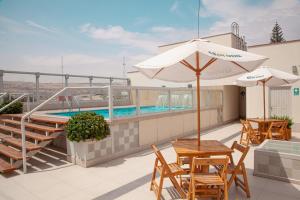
[196,72,200,146]
[263,81,266,120]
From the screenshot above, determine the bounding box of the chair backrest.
[240,120,251,146]
[270,121,287,137]
[230,141,250,169]
[191,157,229,178]
[151,144,172,174]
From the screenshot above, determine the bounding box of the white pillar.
[108,85,113,121]
[65,74,69,87]
[136,89,140,115]
[168,89,171,111]
[35,73,40,103]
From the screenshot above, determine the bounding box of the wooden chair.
[270,121,288,140]
[188,157,229,200]
[150,144,186,200]
[240,120,260,145]
[227,141,250,197]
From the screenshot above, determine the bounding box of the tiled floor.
[0,122,300,200]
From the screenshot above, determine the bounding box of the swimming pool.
[49,106,192,118]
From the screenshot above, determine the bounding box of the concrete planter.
[67,136,112,167]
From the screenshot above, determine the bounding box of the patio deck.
[0,122,299,200]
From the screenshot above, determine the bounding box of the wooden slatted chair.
[188,157,229,200]
[240,120,260,145]
[227,141,250,197]
[270,121,288,140]
[240,120,251,146]
[150,144,186,200]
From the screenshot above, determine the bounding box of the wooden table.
[248,118,284,132]
[172,139,233,166]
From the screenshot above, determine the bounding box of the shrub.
[0,100,23,114]
[271,115,294,129]
[66,112,110,142]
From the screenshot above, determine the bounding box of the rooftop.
[1,122,299,200]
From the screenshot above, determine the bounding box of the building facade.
[128,32,300,132]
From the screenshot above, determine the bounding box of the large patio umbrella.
[237,66,300,120]
[134,39,268,145]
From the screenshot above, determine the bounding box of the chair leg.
[157,174,164,200]
[150,159,158,191]
[169,176,186,199]
[242,164,250,197]
[217,187,221,200]
[224,179,228,200]
[228,173,236,189]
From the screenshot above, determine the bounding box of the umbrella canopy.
[135,39,268,82]
[237,67,300,119]
[134,39,268,146]
[237,67,300,86]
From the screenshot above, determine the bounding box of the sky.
[0,0,300,80]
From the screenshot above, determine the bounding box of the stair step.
[0,124,55,142]
[0,157,16,173]
[0,119,64,133]
[0,143,23,160]
[0,133,42,151]
[0,114,68,125]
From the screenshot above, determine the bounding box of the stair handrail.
[0,93,29,113]
[20,86,108,173]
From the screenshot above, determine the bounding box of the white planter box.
[67,136,112,167]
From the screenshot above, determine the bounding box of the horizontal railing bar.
[0,70,129,81]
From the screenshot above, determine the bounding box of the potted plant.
[271,115,294,140]
[66,112,110,167]
[0,100,23,114]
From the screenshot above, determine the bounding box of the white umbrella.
[134,39,268,145]
[237,66,300,120]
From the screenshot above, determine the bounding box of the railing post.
[21,118,27,173]
[0,70,4,93]
[168,89,171,111]
[89,76,93,100]
[65,74,69,87]
[35,73,40,103]
[108,85,113,121]
[26,95,30,112]
[136,89,140,115]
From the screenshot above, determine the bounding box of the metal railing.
[0,93,30,113]
[20,86,108,173]
[19,85,223,173]
[0,69,130,102]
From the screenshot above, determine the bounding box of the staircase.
[0,114,68,173]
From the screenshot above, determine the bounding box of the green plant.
[66,112,110,142]
[271,115,294,129]
[0,100,23,114]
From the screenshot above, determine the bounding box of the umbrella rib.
[200,58,217,73]
[231,61,250,72]
[180,60,197,72]
[282,79,290,84]
[151,68,164,79]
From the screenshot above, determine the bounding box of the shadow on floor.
[92,173,152,200]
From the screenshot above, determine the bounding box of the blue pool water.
[50,106,191,118]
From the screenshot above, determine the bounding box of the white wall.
[248,40,300,129]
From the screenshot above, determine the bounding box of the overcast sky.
[0,0,299,80]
